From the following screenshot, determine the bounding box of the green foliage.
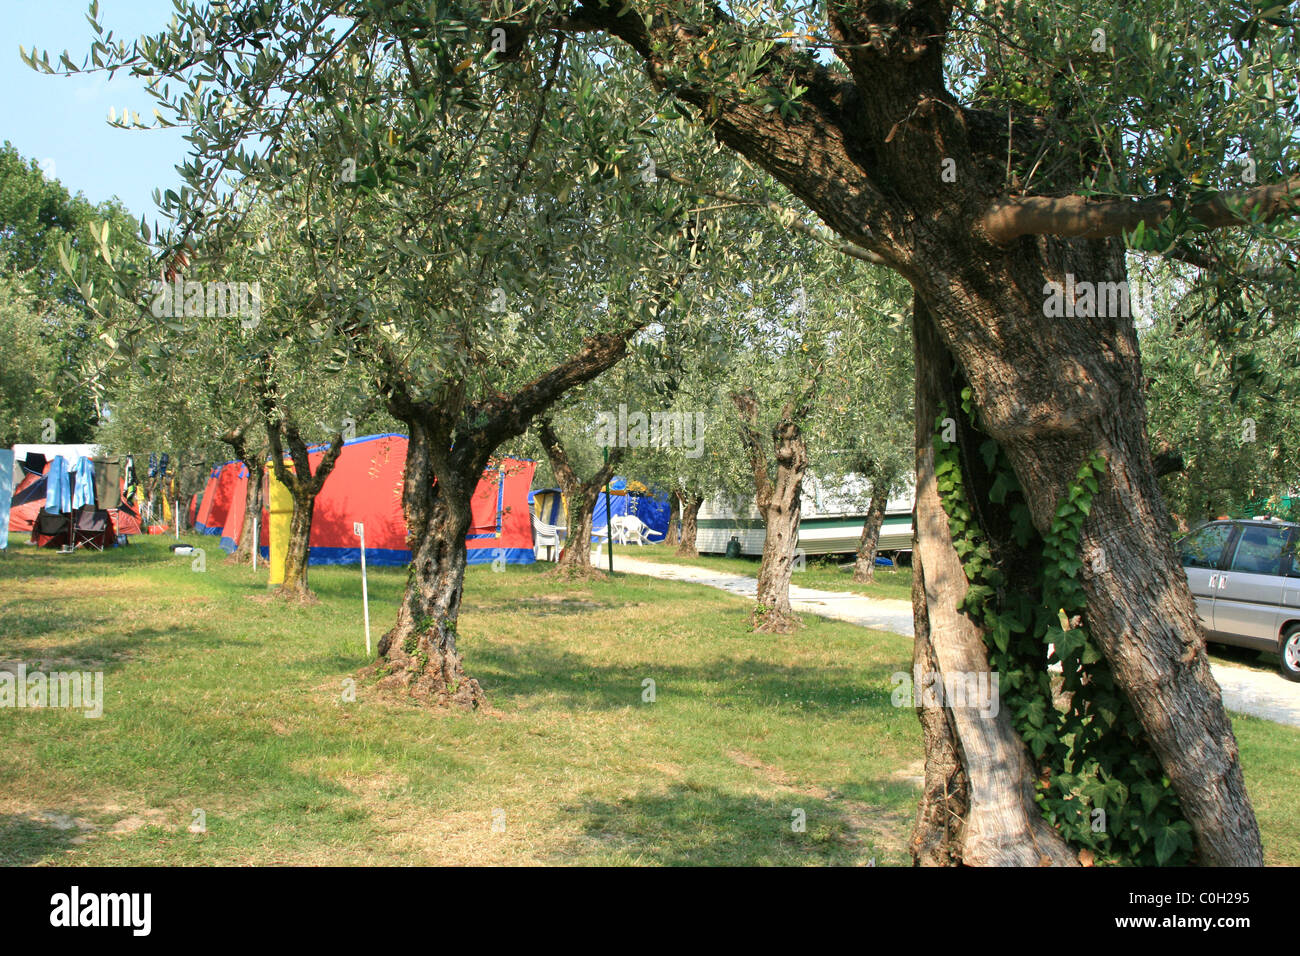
[0,142,147,441]
[0,274,65,446]
[934,389,1193,866]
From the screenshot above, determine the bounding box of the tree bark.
[909,535,968,866]
[261,408,345,602]
[218,420,265,566]
[910,296,1077,866]
[375,417,485,708]
[912,243,1261,865]
[675,491,703,557]
[228,453,264,565]
[852,477,891,584]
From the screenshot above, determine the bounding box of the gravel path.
[610,554,1300,728]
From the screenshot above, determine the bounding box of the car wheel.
[1280,625,1300,682]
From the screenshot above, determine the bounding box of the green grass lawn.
[1,533,1296,865]
[626,542,914,602]
[0,533,922,866]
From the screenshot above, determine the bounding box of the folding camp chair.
[70,509,114,552]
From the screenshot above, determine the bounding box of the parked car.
[1178,518,1300,681]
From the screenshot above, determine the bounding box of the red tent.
[195,462,240,536]
[9,466,46,534]
[466,457,537,565]
[219,464,250,554]
[246,433,535,566]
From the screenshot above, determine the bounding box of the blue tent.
[530,478,670,542]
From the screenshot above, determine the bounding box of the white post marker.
[175,500,180,539]
[355,521,370,656]
[252,515,259,571]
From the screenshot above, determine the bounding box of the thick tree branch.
[983,176,1300,244]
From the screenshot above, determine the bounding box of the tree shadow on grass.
[1,626,186,676]
[550,782,898,866]
[0,813,86,866]
[471,640,901,715]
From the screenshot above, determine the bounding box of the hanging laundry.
[0,449,14,550]
[72,457,97,510]
[124,456,137,504]
[45,456,71,514]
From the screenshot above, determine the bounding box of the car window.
[1229,524,1290,576]
[1180,524,1234,569]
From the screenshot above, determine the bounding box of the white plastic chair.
[531,512,566,561]
[610,514,664,546]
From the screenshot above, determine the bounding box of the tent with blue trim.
[244,433,536,566]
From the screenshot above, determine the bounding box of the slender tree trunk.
[907,550,968,866]
[227,454,264,566]
[852,479,891,584]
[558,488,600,571]
[675,492,703,557]
[753,492,803,631]
[537,419,621,576]
[260,410,344,604]
[910,297,1077,866]
[278,488,316,601]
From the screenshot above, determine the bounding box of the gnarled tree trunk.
[368,310,666,706]
[910,297,1076,866]
[733,389,813,633]
[375,419,484,708]
[675,491,703,557]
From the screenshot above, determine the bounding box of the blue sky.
[1,0,190,218]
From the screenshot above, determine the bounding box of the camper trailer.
[694,472,913,559]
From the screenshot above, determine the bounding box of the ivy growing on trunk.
[934,389,1193,866]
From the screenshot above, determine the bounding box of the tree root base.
[271,585,320,606]
[544,563,608,582]
[372,632,485,710]
[751,609,801,634]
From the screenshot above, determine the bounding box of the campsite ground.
[2,534,1298,866]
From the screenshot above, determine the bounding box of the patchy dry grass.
[1,532,1296,866]
[0,533,920,866]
